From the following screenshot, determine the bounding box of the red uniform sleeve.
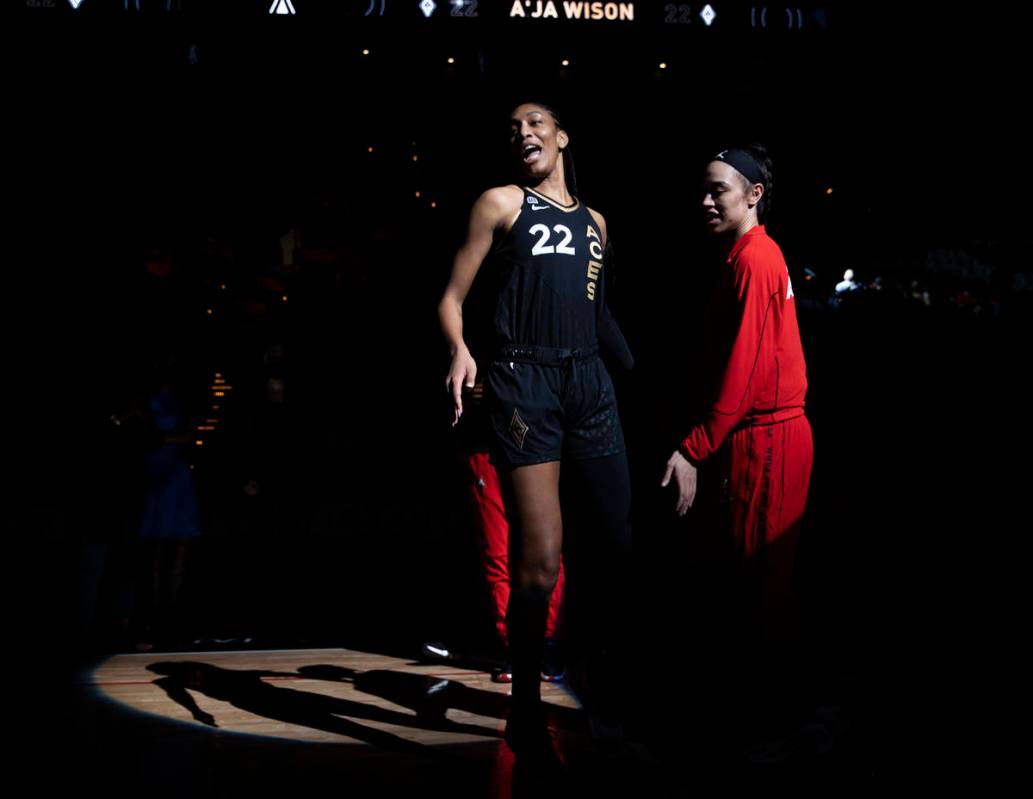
[679,245,781,464]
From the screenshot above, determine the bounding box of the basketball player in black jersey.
[439,103,633,761]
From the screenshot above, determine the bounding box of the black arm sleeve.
[596,239,635,372]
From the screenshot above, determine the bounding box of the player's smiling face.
[701,160,758,237]
[510,104,568,179]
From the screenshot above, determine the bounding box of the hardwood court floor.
[54,646,862,796]
[66,647,668,798]
[89,647,579,747]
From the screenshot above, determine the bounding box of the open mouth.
[522,144,542,163]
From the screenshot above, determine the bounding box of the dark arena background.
[19,1,1021,794]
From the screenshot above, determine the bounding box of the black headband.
[713,149,766,187]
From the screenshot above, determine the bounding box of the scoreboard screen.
[22,1,833,33]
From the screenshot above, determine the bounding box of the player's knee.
[515,559,560,593]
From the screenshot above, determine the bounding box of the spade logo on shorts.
[509,409,529,450]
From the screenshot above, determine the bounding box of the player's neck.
[527,175,573,207]
[730,217,759,244]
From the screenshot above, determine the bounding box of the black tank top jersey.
[491,187,605,351]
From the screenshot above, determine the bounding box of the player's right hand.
[445,349,477,426]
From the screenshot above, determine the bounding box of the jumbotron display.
[26,0,831,32]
